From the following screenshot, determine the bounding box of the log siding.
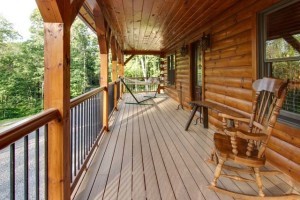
[164,0,300,182]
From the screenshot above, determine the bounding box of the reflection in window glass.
[271,61,300,114]
[266,35,300,59]
[261,0,300,126]
[195,45,202,86]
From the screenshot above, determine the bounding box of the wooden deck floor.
[73,94,297,200]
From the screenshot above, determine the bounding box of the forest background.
[0,9,160,121]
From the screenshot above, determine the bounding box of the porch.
[72,94,294,200]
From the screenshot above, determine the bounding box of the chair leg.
[211,158,225,186]
[254,167,265,197]
[210,149,219,165]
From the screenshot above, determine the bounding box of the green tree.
[0,10,44,119]
[125,55,160,78]
[70,18,100,97]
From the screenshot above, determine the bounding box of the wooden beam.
[111,36,118,82]
[70,0,86,24]
[111,36,117,61]
[117,45,123,65]
[36,0,84,25]
[112,61,118,82]
[283,35,300,53]
[36,0,63,23]
[94,5,107,54]
[123,50,163,55]
[124,55,135,65]
[43,22,71,200]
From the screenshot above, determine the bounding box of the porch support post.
[117,50,125,97]
[100,52,109,130]
[43,23,71,200]
[36,0,85,198]
[94,5,109,131]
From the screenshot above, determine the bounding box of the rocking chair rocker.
[208,77,300,199]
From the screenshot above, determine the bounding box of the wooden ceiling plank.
[122,0,134,49]
[96,0,124,49]
[154,0,201,46]
[140,0,164,50]
[162,0,223,48]
[111,0,126,49]
[147,0,181,50]
[133,0,144,49]
[164,0,238,50]
[103,0,124,48]
[137,0,155,50]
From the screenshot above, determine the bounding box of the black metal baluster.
[81,103,84,165]
[45,125,48,200]
[73,106,77,176]
[88,99,90,150]
[36,129,40,200]
[78,104,81,169]
[24,136,29,200]
[91,97,93,144]
[94,96,96,141]
[10,144,15,200]
[85,100,87,157]
[70,109,73,182]
[89,98,92,148]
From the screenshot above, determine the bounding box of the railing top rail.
[0,108,60,150]
[108,79,120,86]
[70,87,105,108]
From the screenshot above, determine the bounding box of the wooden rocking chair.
[208,77,300,199]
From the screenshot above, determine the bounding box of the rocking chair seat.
[214,133,265,167]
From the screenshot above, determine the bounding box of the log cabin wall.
[164,51,192,108]
[164,0,300,182]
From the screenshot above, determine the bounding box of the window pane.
[194,45,202,86]
[266,35,300,59]
[271,61,300,114]
[266,34,300,59]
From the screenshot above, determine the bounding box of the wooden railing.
[70,87,104,191]
[0,108,60,200]
[0,80,123,199]
[123,76,160,93]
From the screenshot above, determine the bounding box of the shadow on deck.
[72,94,296,200]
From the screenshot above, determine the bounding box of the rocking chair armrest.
[225,128,267,141]
[218,113,250,123]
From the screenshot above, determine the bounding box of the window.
[194,43,202,87]
[259,0,300,127]
[167,54,176,86]
[191,41,202,101]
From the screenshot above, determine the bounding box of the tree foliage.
[0,12,100,120]
[124,55,160,78]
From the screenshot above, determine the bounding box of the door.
[191,42,202,101]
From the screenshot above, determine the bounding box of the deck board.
[73,94,296,200]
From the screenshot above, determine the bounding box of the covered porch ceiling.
[79,0,239,53]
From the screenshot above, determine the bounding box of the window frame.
[167,54,176,86]
[258,0,300,128]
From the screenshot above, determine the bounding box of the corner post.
[44,23,71,200]
[100,53,109,131]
